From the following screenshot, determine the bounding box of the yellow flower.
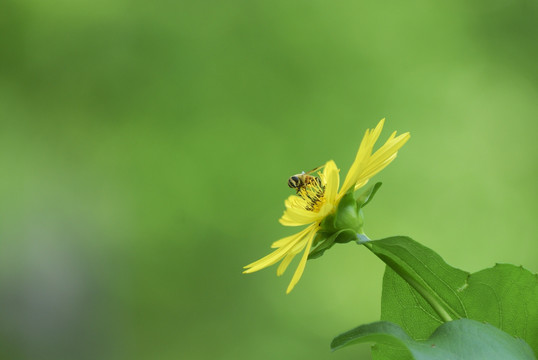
[243,119,410,293]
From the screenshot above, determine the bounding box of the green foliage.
[364,236,467,322]
[333,188,361,232]
[356,182,382,208]
[308,229,356,260]
[359,237,538,357]
[332,319,536,360]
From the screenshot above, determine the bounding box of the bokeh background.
[1,0,537,359]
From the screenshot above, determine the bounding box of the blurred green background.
[1,0,537,359]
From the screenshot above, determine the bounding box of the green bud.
[309,183,383,259]
[334,190,363,232]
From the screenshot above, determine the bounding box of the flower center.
[298,178,326,212]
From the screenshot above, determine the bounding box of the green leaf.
[309,229,357,259]
[309,231,337,259]
[333,319,536,360]
[364,237,468,322]
[356,182,382,209]
[362,237,538,357]
[333,321,413,359]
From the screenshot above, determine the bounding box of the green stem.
[361,236,454,323]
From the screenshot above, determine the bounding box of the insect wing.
[305,164,324,175]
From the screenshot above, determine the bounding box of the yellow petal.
[243,234,302,273]
[271,226,309,248]
[354,179,369,191]
[367,132,410,168]
[340,134,369,194]
[342,121,410,195]
[369,118,385,145]
[323,160,340,205]
[357,153,397,185]
[277,224,316,276]
[285,228,317,294]
[340,119,385,195]
[242,247,290,274]
[244,224,316,273]
[357,132,410,184]
[279,203,320,226]
[277,252,297,276]
[289,237,309,253]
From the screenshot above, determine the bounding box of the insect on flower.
[244,119,410,293]
[287,165,324,192]
[287,165,327,212]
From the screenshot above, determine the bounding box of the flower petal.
[285,228,317,294]
[357,153,397,186]
[357,132,410,185]
[341,120,411,195]
[277,223,318,276]
[244,224,317,274]
[369,117,385,145]
[323,160,340,205]
[276,252,296,276]
[244,233,304,273]
[271,227,307,248]
[242,246,290,273]
[367,132,409,168]
[340,119,385,195]
[279,198,321,226]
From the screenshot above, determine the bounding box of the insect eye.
[291,176,299,182]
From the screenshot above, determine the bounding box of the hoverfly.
[287,165,324,193]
